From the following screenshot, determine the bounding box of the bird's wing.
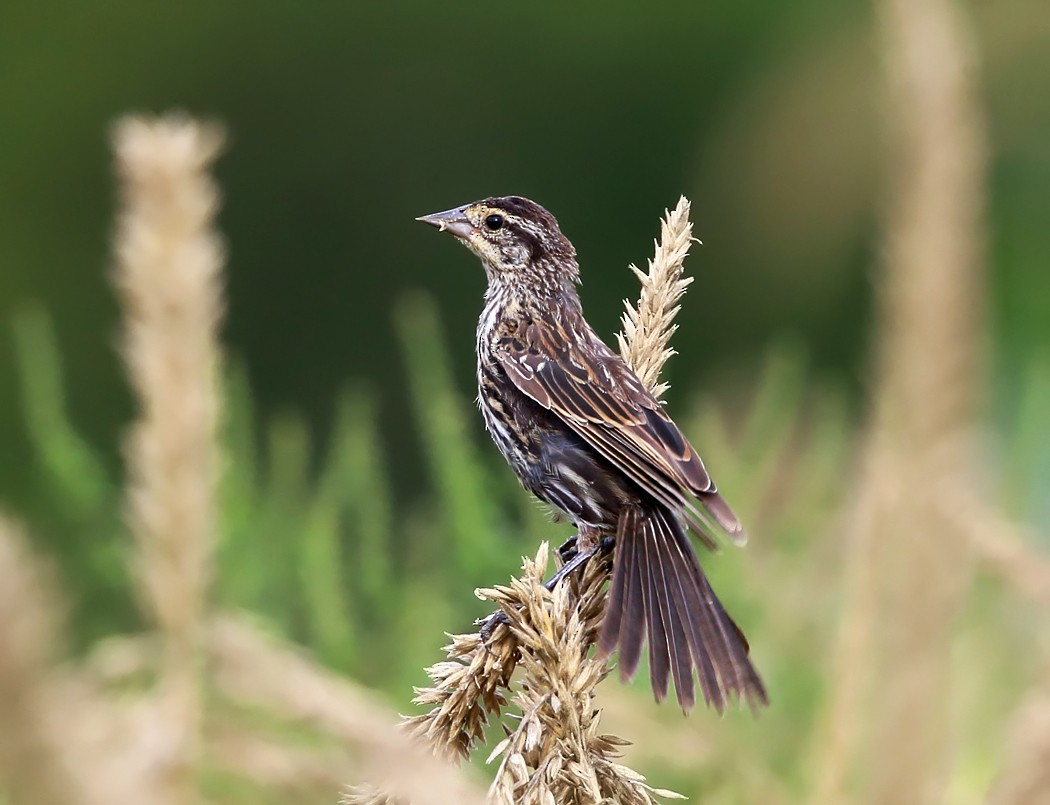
[492,316,745,546]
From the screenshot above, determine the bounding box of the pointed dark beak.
[416,206,474,241]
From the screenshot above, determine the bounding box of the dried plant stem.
[206,615,486,805]
[942,493,1050,610]
[812,0,988,801]
[485,545,679,805]
[83,612,488,804]
[113,114,226,803]
[867,0,987,797]
[808,451,885,804]
[987,686,1050,804]
[341,786,407,805]
[402,624,518,762]
[406,544,681,803]
[0,516,78,805]
[874,0,986,452]
[617,196,696,401]
[0,518,170,805]
[951,489,1050,799]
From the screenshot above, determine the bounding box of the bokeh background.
[1,1,1049,803]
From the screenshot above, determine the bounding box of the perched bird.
[417,196,767,712]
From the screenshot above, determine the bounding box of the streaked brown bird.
[417,196,767,712]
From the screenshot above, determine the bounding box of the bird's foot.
[478,609,508,643]
[557,535,579,563]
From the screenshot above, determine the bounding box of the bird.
[417,195,767,712]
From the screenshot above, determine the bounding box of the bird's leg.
[478,532,616,643]
[557,534,579,563]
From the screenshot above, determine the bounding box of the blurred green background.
[1,1,1049,800]
[3,0,1048,512]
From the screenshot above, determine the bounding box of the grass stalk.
[112,114,226,803]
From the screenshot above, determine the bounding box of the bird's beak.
[416,206,474,241]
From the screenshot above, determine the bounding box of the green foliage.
[6,295,1050,802]
[394,292,510,588]
[11,306,134,645]
[12,307,113,519]
[6,296,551,686]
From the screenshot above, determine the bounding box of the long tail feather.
[598,504,767,712]
[614,508,646,680]
[648,519,693,707]
[642,516,671,701]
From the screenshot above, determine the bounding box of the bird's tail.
[596,504,768,712]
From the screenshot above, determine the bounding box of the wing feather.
[493,319,744,543]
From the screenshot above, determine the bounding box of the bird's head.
[417,196,579,295]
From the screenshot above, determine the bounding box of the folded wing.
[493,317,745,547]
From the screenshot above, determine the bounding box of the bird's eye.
[485,214,504,231]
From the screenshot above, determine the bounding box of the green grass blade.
[11,306,112,515]
[394,292,504,586]
[321,386,394,612]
